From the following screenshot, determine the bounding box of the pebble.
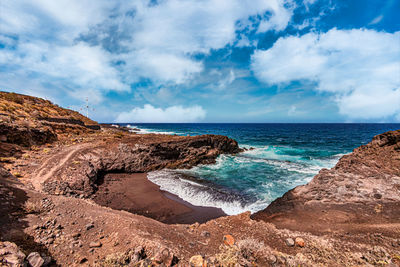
[152,248,174,266]
[131,246,144,262]
[201,231,210,238]
[85,223,94,230]
[269,255,277,264]
[285,238,295,247]
[72,232,81,240]
[89,241,102,248]
[223,234,235,247]
[295,237,305,247]
[189,255,204,267]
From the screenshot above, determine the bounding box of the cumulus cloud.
[0,41,128,103]
[0,0,296,102]
[110,0,295,84]
[251,29,400,120]
[116,104,206,123]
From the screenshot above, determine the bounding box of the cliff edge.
[252,130,400,235]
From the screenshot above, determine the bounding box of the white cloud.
[251,29,400,120]
[115,104,206,123]
[0,0,295,100]
[0,41,128,103]
[0,0,112,40]
[107,0,295,84]
[369,15,384,25]
[218,70,236,89]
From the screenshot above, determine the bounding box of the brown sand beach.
[92,172,226,224]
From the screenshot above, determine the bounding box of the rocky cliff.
[0,92,99,157]
[252,130,400,234]
[36,134,241,196]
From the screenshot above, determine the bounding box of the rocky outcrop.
[0,122,57,148]
[0,92,102,158]
[0,241,26,266]
[0,91,98,127]
[40,134,241,196]
[252,130,400,223]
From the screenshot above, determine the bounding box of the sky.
[0,0,399,123]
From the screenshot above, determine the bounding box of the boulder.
[0,241,26,266]
[27,252,45,267]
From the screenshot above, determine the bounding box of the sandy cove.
[92,172,226,224]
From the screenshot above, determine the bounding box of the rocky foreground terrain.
[0,92,399,266]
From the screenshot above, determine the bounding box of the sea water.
[119,123,400,215]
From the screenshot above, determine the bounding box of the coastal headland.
[0,92,399,266]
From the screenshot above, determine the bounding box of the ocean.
[118,123,400,215]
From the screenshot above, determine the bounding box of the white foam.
[147,170,257,215]
[126,125,180,135]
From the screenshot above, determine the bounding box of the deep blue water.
[119,123,400,214]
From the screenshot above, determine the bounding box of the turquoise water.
[120,123,400,214]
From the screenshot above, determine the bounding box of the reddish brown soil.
[92,173,226,224]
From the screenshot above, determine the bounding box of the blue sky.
[0,0,399,123]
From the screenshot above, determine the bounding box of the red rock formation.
[252,130,400,233]
[38,134,241,196]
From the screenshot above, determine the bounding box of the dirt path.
[31,143,91,191]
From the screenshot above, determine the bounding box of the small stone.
[42,255,52,266]
[207,257,216,265]
[72,232,81,240]
[89,241,102,248]
[131,246,144,262]
[201,231,210,238]
[189,255,204,267]
[88,248,94,253]
[86,223,94,230]
[269,255,277,264]
[27,252,45,267]
[295,237,305,247]
[152,248,174,266]
[72,240,82,248]
[223,234,235,247]
[285,238,295,247]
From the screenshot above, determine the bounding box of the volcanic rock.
[27,252,45,267]
[0,241,26,266]
[252,130,400,231]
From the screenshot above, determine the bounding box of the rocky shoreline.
[1,92,400,266]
